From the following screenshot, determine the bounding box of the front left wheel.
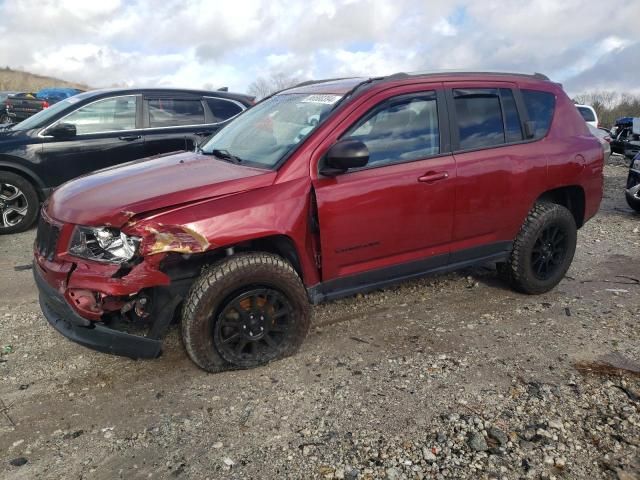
[181,253,311,372]
[0,172,39,234]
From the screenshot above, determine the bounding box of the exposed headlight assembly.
[69,226,140,264]
[632,157,640,171]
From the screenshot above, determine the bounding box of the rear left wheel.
[503,202,577,294]
[181,253,310,372]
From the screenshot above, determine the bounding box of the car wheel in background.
[0,172,39,234]
[626,184,640,213]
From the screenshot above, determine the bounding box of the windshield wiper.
[208,148,243,164]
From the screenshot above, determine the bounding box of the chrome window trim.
[38,94,247,138]
[38,94,139,138]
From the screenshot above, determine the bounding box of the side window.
[577,106,595,122]
[344,92,439,168]
[61,96,136,134]
[500,88,523,143]
[454,89,505,150]
[148,98,205,127]
[522,89,555,139]
[206,98,243,123]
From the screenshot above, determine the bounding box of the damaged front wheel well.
[160,234,304,283]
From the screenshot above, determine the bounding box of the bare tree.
[573,90,640,128]
[247,73,303,100]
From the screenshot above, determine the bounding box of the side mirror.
[46,122,76,139]
[523,120,536,139]
[320,139,369,176]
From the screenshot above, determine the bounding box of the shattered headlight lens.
[69,226,140,264]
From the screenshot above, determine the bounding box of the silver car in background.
[588,123,611,163]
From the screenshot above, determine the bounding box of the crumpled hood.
[47,151,276,227]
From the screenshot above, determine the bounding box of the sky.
[0,0,636,96]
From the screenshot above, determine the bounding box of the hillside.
[0,67,89,92]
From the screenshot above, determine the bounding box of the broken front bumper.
[33,262,163,359]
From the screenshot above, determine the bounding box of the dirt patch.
[1,161,638,479]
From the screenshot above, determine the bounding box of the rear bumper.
[34,262,162,359]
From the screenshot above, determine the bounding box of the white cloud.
[433,18,457,37]
[0,0,638,94]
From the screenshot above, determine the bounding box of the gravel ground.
[1,158,639,480]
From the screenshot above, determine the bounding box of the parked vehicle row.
[31,72,604,372]
[0,87,254,233]
[0,88,85,124]
[610,117,640,159]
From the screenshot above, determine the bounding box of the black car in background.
[626,152,640,212]
[0,88,253,233]
[610,117,640,159]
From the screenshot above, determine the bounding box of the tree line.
[573,91,640,129]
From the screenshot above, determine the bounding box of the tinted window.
[577,106,595,122]
[500,88,523,142]
[345,93,439,167]
[522,90,555,139]
[60,95,136,134]
[206,98,243,122]
[148,99,205,127]
[454,89,504,149]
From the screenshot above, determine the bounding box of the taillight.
[42,101,50,108]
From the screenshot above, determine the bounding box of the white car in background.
[576,104,598,128]
[587,123,611,163]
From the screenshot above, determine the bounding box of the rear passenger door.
[142,95,210,157]
[447,83,547,257]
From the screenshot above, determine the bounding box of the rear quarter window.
[206,98,244,123]
[522,90,556,139]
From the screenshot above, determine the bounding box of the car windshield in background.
[200,93,342,168]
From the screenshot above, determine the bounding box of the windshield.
[200,93,343,168]
[11,92,89,130]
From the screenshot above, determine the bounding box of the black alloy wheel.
[531,224,568,281]
[214,288,293,366]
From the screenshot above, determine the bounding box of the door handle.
[118,135,142,141]
[418,171,449,183]
[194,131,213,137]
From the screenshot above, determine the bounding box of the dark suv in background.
[0,88,253,233]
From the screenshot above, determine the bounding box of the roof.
[282,70,551,96]
[76,87,254,104]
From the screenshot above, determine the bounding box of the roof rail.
[290,77,352,89]
[384,70,551,81]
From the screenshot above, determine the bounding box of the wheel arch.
[0,160,48,200]
[536,185,585,228]
[160,233,307,284]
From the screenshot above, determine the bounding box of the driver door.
[312,85,456,286]
[39,95,144,187]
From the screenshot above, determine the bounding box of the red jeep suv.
[33,72,603,372]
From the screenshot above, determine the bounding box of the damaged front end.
[33,210,212,359]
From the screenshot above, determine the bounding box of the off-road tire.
[504,202,577,294]
[181,252,310,373]
[0,171,39,234]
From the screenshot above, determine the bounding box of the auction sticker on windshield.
[301,94,342,104]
